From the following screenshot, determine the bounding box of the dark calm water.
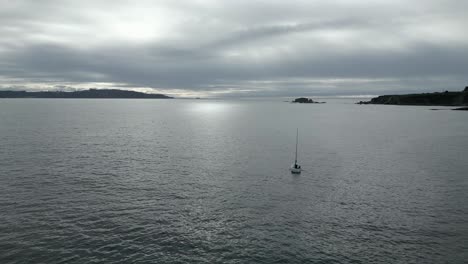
[1,99,467,263]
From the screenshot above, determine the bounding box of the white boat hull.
[290,165,302,174]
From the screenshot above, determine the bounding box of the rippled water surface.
[1,99,468,263]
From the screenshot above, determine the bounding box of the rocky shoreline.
[357,87,468,106]
[292,97,326,104]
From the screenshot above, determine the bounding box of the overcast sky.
[1,0,467,97]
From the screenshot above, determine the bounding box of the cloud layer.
[1,0,467,97]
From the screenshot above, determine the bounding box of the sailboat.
[290,128,302,174]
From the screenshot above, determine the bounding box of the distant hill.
[0,89,173,99]
[357,87,468,106]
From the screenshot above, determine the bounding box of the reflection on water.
[0,98,467,263]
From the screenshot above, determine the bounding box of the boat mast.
[295,128,298,164]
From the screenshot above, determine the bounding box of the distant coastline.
[0,89,173,99]
[357,87,468,106]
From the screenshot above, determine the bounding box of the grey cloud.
[0,0,467,96]
[207,18,369,49]
[5,41,466,90]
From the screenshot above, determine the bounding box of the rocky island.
[357,87,468,106]
[0,89,173,99]
[292,97,325,103]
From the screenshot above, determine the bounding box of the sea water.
[1,98,467,263]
